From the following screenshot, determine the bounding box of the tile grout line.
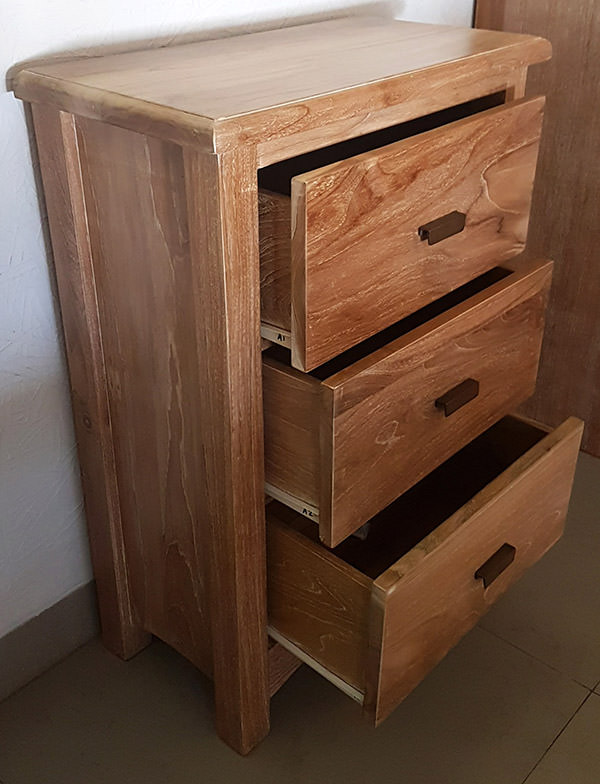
[520,690,594,784]
[478,625,594,689]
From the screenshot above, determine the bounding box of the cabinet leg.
[30,104,150,660]
[184,147,270,754]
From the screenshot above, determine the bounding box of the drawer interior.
[258,91,506,194]
[274,415,549,575]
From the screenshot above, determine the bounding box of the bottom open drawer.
[267,415,583,724]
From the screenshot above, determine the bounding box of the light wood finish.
[475,2,600,456]
[13,18,550,163]
[260,97,545,370]
[32,105,269,755]
[367,416,583,723]
[259,190,292,331]
[268,506,372,690]
[31,104,151,660]
[264,259,552,546]
[74,115,212,672]
[267,416,583,723]
[183,147,269,754]
[16,17,565,753]
[263,359,321,510]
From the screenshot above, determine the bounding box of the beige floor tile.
[525,693,600,784]
[0,627,586,784]
[480,452,600,688]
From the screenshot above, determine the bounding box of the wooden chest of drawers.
[13,16,583,755]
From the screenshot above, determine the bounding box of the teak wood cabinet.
[14,17,584,754]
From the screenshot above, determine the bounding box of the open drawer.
[267,415,583,724]
[259,96,545,371]
[263,258,552,547]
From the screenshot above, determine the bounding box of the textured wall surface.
[0,0,473,638]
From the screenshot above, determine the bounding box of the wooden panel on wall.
[475,1,600,456]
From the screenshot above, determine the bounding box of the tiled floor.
[1,452,599,784]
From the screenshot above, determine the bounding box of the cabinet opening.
[264,266,512,380]
[279,416,548,579]
[258,91,507,195]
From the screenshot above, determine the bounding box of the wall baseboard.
[0,582,99,703]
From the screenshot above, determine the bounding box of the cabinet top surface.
[15,17,549,119]
[15,17,549,156]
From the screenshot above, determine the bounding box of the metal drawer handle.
[475,543,516,589]
[418,210,466,245]
[435,378,479,417]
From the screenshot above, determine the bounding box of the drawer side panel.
[267,512,371,691]
[263,359,321,508]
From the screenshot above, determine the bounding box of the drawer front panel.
[367,417,583,723]
[292,97,544,370]
[323,259,552,545]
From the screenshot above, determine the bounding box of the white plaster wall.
[0,0,473,638]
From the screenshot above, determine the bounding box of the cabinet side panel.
[31,104,150,660]
[75,116,211,673]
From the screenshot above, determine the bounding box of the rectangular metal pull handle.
[418,211,466,245]
[435,378,479,417]
[475,543,516,589]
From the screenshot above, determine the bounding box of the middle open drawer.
[263,258,552,547]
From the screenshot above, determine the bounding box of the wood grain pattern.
[267,640,302,697]
[254,59,542,168]
[264,260,552,546]
[13,18,550,159]
[288,97,544,370]
[183,147,269,754]
[34,105,269,753]
[18,15,561,752]
[475,1,600,456]
[31,104,151,660]
[267,504,371,691]
[267,417,583,723]
[262,360,321,509]
[259,190,291,331]
[268,625,363,703]
[367,416,583,723]
[322,260,551,546]
[75,116,212,673]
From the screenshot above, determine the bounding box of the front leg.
[184,146,270,755]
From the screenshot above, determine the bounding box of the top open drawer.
[259,96,545,371]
